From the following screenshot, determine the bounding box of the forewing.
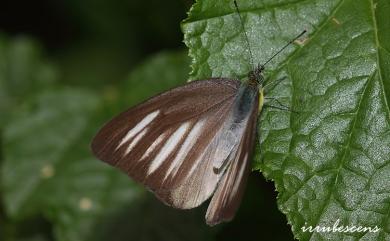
[91,78,241,209]
[205,90,259,226]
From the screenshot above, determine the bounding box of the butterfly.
[91,1,306,226]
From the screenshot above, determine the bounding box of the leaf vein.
[307,70,376,240]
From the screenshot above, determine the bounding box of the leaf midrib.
[370,0,390,115]
[370,0,390,237]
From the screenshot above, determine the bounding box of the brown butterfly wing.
[91,78,241,209]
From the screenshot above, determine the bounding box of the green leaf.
[1,88,142,241]
[0,35,57,126]
[182,0,390,240]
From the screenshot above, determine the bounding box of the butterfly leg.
[263,99,298,113]
[264,97,288,108]
[263,76,288,93]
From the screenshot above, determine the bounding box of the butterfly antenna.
[261,30,307,67]
[234,0,255,70]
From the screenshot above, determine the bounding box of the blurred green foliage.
[0,1,291,241]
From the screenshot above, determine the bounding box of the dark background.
[0,0,293,240]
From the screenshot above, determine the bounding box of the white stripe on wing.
[140,132,166,161]
[163,119,205,181]
[117,110,159,149]
[124,128,148,155]
[230,152,248,200]
[148,122,190,175]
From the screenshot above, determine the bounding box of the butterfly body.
[233,83,260,120]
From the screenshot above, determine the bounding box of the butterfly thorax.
[233,83,259,123]
[247,65,265,112]
[247,64,265,86]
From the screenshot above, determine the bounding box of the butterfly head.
[248,64,265,87]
